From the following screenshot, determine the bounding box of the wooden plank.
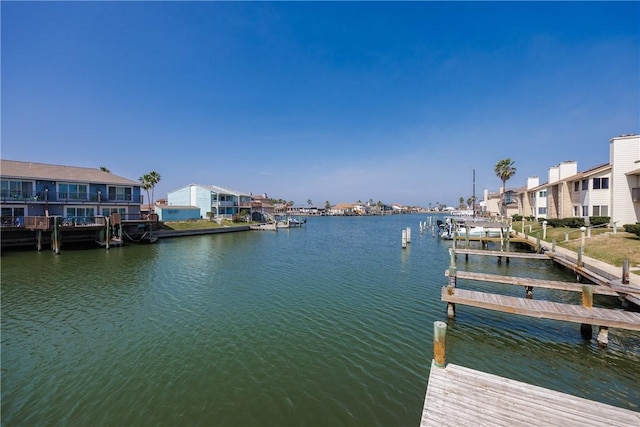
[445,270,621,296]
[454,248,550,259]
[441,287,640,331]
[421,362,640,427]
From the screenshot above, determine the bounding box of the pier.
[443,244,640,346]
[420,321,640,427]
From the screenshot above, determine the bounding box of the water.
[2,215,639,426]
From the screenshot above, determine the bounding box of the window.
[108,186,132,201]
[574,182,579,192]
[582,206,588,216]
[102,207,126,216]
[539,190,547,198]
[538,207,547,215]
[592,205,608,216]
[1,179,33,199]
[66,207,95,223]
[59,183,88,200]
[582,180,588,191]
[593,177,609,190]
[573,206,580,216]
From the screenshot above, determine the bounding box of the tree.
[494,158,516,217]
[325,201,331,211]
[99,166,111,173]
[307,199,313,206]
[139,171,161,211]
[459,196,465,208]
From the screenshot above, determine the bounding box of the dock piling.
[622,260,630,284]
[433,321,447,367]
[402,229,407,248]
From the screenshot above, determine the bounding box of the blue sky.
[2,1,639,207]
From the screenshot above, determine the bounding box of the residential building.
[0,159,143,224]
[565,164,611,219]
[517,161,578,220]
[482,188,519,218]
[166,184,253,220]
[610,134,640,226]
[514,134,639,225]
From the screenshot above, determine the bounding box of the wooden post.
[597,327,609,349]
[505,228,510,252]
[581,284,594,341]
[577,247,583,268]
[581,284,593,308]
[447,249,456,318]
[36,230,42,251]
[580,226,586,247]
[551,239,556,253]
[52,216,60,254]
[542,220,547,240]
[433,321,447,367]
[406,227,412,244]
[565,231,569,242]
[525,286,533,299]
[401,229,407,248]
[465,226,469,248]
[613,222,617,235]
[622,260,630,284]
[105,216,111,250]
[536,235,540,253]
[587,226,591,238]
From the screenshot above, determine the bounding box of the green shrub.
[589,216,610,226]
[623,223,640,236]
[512,214,523,221]
[545,217,586,228]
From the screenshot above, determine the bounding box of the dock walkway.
[420,361,640,427]
[441,286,640,330]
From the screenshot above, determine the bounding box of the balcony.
[0,191,143,205]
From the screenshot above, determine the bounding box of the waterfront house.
[330,203,355,216]
[515,134,639,225]
[0,159,144,225]
[166,184,253,220]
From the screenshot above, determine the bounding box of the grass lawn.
[513,221,640,269]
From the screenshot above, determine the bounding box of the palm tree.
[139,171,161,212]
[494,158,516,217]
[307,199,313,206]
[99,166,111,173]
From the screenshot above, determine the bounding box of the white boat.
[438,217,510,240]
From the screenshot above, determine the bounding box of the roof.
[626,167,640,176]
[0,159,139,186]
[171,183,251,197]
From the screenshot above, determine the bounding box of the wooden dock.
[420,361,640,427]
[454,248,550,259]
[445,270,620,296]
[441,287,640,331]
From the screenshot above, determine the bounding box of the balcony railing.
[0,191,143,204]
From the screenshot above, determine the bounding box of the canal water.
[2,215,639,426]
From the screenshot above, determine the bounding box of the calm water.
[2,215,639,426]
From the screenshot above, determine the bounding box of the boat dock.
[443,242,640,346]
[420,321,640,427]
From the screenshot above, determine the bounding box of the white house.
[167,184,253,220]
